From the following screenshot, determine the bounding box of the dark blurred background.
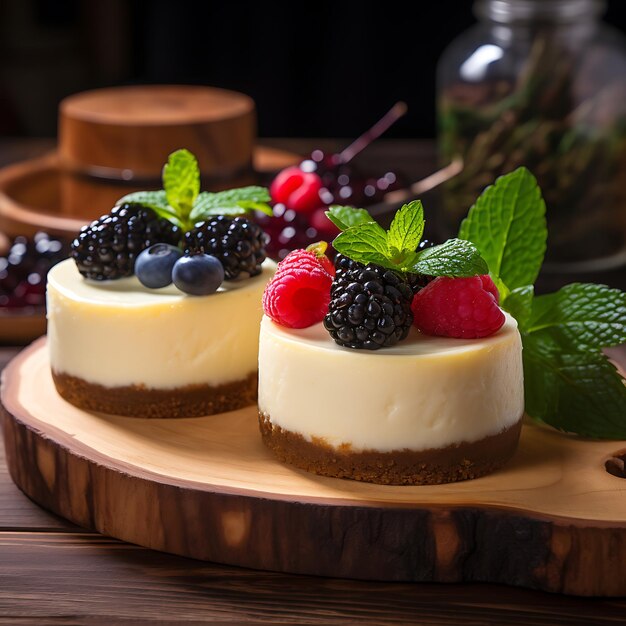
[1,0,624,139]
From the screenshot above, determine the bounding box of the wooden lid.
[59,85,256,181]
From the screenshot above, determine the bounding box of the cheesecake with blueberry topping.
[48,256,275,418]
[47,150,276,418]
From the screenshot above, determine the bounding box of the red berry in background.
[411,275,505,339]
[270,166,323,213]
[263,248,333,329]
[309,208,340,238]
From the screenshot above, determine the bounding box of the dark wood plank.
[1,531,626,625]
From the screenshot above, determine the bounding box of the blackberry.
[184,216,266,280]
[336,253,432,295]
[407,239,436,294]
[324,263,414,350]
[407,273,433,295]
[71,204,181,280]
[334,253,363,279]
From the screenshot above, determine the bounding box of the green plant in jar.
[437,0,626,272]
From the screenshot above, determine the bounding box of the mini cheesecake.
[47,258,275,418]
[258,313,524,485]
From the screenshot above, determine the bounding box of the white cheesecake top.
[258,314,524,452]
[47,258,275,388]
[48,257,270,308]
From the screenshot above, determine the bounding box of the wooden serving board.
[3,339,626,596]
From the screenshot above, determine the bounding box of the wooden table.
[1,140,626,624]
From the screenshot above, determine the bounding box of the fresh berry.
[263,249,333,328]
[324,263,413,350]
[71,204,181,281]
[270,166,323,213]
[134,243,182,289]
[184,216,266,280]
[309,208,340,238]
[303,241,335,276]
[411,275,504,339]
[334,253,362,280]
[479,274,500,303]
[0,232,69,309]
[172,254,224,296]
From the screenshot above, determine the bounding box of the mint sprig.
[331,201,487,278]
[411,239,488,277]
[190,187,272,222]
[326,205,375,230]
[459,167,547,294]
[117,149,272,231]
[163,149,200,223]
[459,167,626,438]
[387,200,425,259]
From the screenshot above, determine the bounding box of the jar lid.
[474,0,606,23]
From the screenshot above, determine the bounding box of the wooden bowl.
[0,85,300,238]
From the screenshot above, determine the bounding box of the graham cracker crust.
[53,370,257,418]
[259,412,522,485]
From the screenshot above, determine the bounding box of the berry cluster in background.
[260,104,407,260]
[0,232,69,311]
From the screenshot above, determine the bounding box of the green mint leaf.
[325,206,374,231]
[237,201,274,216]
[527,283,626,351]
[410,239,488,277]
[387,200,424,258]
[163,149,200,219]
[523,336,626,438]
[502,285,534,331]
[190,187,271,221]
[114,190,183,229]
[332,222,391,268]
[116,190,168,209]
[519,282,626,438]
[458,167,547,291]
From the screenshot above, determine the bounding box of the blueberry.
[172,254,224,296]
[135,243,182,289]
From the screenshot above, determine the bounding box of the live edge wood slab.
[2,339,626,597]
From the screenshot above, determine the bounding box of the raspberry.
[309,208,340,238]
[479,274,500,303]
[263,249,333,328]
[411,275,504,339]
[270,166,323,213]
[303,241,335,277]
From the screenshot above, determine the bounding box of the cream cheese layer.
[47,258,276,389]
[258,314,524,452]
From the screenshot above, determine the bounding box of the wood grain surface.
[0,146,299,238]
[2,139,626,623]
[59,85,255,178]
[3,339,626,597]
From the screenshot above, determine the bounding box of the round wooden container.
[59,85,256,184]
[0,86,299,239]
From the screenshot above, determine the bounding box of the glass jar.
[437,0,626,281]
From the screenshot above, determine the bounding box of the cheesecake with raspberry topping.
[258,313,524,485]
